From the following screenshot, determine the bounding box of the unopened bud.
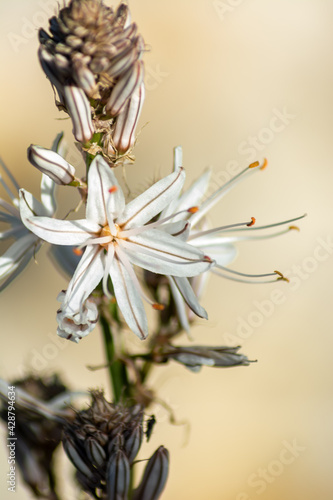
[113,82,145,153]
[28,145,75,185]
[133,446,169,500]
[124,423,143,463]
[106,449,130,500]
[63,84,94,143]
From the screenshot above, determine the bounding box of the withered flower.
[0,374,75,500]
[63,390,169,499]
[39,0,145,160]
[155,344,252,372]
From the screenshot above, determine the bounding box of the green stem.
[100,314,130,403]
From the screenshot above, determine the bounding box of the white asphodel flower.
[19,155,213,341]
[0,159,56,291]
[161,147,305,331]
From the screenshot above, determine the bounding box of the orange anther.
[274,270,290,283]
[204,255,213,262]
[247,217,256,227]
[249,161,260,169]
[260,158,268,170]
[108,185,118,193]
[153,303,165,311]
[289,225,300,231]
[73,247,83,256]
[188,206,199,213]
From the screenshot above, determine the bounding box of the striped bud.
[106,449,130,500]
[63,434,95,479]
[84,437,106,468]
[124,423,143,463]
[63,85,94,143]
[133,446,170,500]
[28,145,75,185]
[106,60,144,116]
[113,82,145,153]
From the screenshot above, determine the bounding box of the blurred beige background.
[1,0,333,499]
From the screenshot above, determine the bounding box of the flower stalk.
[100,312,130,404]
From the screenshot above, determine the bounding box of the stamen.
[260,158,268,170]
[152,303,165,311]
[216,264,279,280]
[188,219,257,241]
[189,163,263,227]
[108,185,118,193]
[119,208,197,238]
[211,268,284,284]
[223,214,307,233]
[249,161,260,169]
[73,247,83,256]
[203,255,213,263]
[247,217,256,227]
[274,270,289,282]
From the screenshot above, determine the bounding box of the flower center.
[99,224,120,247]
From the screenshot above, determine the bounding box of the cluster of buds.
[0,374,75,500]
[39,0,145,163]
[63,391,169,500]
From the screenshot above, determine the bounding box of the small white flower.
[0,159,56,291]
[20,155,213,340]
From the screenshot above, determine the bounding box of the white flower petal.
[122,231,212,277]
[172,276,208,320]
[40,174,56,217]
[18,188,47,219]
[161,168,211,221]
[110,251,148,340]
[0,233,38,280]
[198,243,237,267]
[20,192,100,245]
[158,220,190,241]
[167,277,190,332]
[64,245,104,312]
[86,156,125,225]
[117,168,185,230]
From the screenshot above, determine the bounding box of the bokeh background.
[1,1,333,499]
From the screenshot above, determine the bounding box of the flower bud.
[124,422,143,463]
[63,84,94,143]
[28,145,76,185]
[112,82,145,153]
[106,449,130,500]
[133,446,170,500]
